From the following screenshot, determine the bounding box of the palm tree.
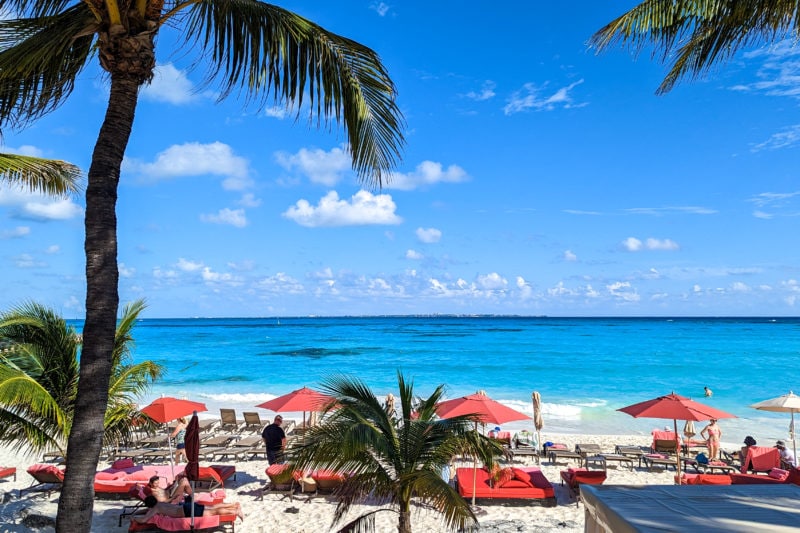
[0,3,404,530]
[289,373,503,533]
[0,299,162,456]
[0,152,81,195]
[591,1,797,94]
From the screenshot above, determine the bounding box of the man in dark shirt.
[262,415,286,465]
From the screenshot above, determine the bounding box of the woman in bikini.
[700,419,722,460]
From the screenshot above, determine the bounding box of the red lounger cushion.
[27,464,65,481]
[312,470,346,482]
[128,512,236,532]
[0,467,16,480]
[456,467,554,499]
[681,473,732,485]
[209,465,235,484]
[560,468,606,487]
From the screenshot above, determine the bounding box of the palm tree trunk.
[398,498,411,533]
[55,73,140,533]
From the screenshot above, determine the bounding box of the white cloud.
[416,227,442,243]
[141,63,198,105]
[119,263,135,278]
[516,276,533,300]
[731,281,751,292]
[406,249,423,260]
[258,272,305,293]
[733,41,800,100]
[504,79,585,115]
[752,125,800,151]
[22,198,83,220]
[201,208,247,228]
[238,193,262,207]
[0,226,30,239]
[607,281,640,302]
[264,106,289,119]
[622,237,679,251]
[477,272,507,290]
[385,161,468,190]
[626,206,717,216]
[275,146,351,186]
[201,267,241,284]
[14,253,45,268]
[622,237,643,252]
[45,245,60,254]
[125,142,251,190]
[465,81,496,101]
[563,250,577,262]
[176,258,204,272]
[282,190,402,227]
[370,1,390,16]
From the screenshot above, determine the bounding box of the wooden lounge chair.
[19,464,65,497]
[545,444,582,465]
[208,436,262,461]
[653,439,679,455]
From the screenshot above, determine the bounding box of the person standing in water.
[704,386,713,398]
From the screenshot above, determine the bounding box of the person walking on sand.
[171,417,188,463]
[704,386,713,398]
[700,419,722,460]
[262,414,286,465]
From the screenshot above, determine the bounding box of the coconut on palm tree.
[0,299,162,456]
[0,3,404,530]
[591,1,796,94]
[289,373,503,533]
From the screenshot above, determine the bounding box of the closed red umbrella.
[436,391,529,507]
[184,413,201,531]
[256,387,335,429]
[618,392,736,482]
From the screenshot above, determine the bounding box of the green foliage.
[0,152,81,196]
[289,372,503,533]
[0,299,162,455]
[591,0,799,94]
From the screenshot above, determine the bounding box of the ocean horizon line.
[63,314,800,321]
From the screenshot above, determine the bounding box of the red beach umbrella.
[256,387,335,429]
[184,413,201,531]
[618,392,736,482]
[436,391,530,426]
[141,396,208,424]
[140,397,207,477]
[436,391,528,507]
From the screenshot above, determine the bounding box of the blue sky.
[2,2,800,317]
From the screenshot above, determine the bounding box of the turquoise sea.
[112,316,800,447]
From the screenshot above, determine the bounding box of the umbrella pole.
[673,419,681,484]
[793,411,797,465]
[472,421,478,508]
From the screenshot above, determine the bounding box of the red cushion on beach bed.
[209,464,235,484]
[128,512,236,532]
[0,467,16,481]
[456,467,554,502]
[681,473,732,485]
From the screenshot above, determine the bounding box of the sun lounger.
[455,466,556,507]
[219,409,242,432]
[560,467,607,505]
[545,444,583,465]
[259,464,300,501]
[19,464,65,497]
[614,445,645,467]
[575,443,603,458]
[643,454,676,472]
[597,454,635,471]
[509,447,541,465]
[119,484,227,527]
[0,466,16,482]
[128,511,237,532]
[311,470,346,495]
[240,412,264,433]
[652,438,679,455]
[741,446,781,474]
[207,436,262,461]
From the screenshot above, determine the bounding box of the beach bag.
[696,452,709,464]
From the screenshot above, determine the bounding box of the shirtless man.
[147,474,192,504]
[133,495,244,523]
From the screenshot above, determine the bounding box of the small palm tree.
[0,299,161,456]
[591,1,798,94]
[290,373,503,533]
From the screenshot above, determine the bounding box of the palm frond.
[0,4,97,129]
[0,0,75,19]
[0,152,82,196]
[591,0,800,93]
[180,0,404,186]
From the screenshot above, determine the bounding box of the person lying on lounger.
[133,495,244,523]
[147,474,193,504]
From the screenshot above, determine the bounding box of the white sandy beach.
[0,431,738,533]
